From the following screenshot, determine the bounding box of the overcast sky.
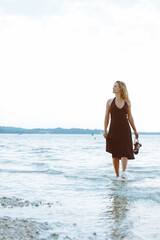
[0,0,160,131]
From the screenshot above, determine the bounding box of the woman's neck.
[115,93,122,100]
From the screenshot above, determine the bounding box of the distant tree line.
[0,126,103,134]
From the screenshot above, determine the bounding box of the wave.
[0,145,5,148]
[30,147,52,154]
[111,189,160,204]
[0,168,64,175]
[64,173,108,182]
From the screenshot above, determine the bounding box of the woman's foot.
[121,171,127,179]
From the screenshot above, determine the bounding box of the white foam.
[113,172,135,181]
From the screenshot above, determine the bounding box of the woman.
[103,81,138,179]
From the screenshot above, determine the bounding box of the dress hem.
[106,150,135,160]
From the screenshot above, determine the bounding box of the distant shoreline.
[0,126,103,134]
[0,126,159,135]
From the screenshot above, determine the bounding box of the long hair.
[116,81,130,105]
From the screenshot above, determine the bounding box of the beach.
[0,134,160,239]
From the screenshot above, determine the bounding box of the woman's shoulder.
[126,100,131,107]
[107,98,114,107]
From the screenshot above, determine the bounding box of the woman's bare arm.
[104,99,112,138]
[128,102,139,139]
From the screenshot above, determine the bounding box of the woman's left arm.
[128,103,139,139]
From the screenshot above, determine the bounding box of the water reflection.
[105,182,134,240]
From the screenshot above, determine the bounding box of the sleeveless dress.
[106,98,134,160]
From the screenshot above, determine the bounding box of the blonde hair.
[116,81,130,105]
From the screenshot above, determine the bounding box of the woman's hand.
[134,131,139,139]
[103,132,107,138]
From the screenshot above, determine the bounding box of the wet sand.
[0,197,57,240]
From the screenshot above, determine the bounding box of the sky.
[0,0,160,132]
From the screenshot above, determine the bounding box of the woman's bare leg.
[121,157,128,179]
[112,157,120,178]
[121,157,128,172]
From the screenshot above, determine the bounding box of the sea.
[0,134,160,240]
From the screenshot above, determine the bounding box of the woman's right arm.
[103,99,111,138]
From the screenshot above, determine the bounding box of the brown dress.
[106,98,134,159]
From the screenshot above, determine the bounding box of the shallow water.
[0,134,160,239]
